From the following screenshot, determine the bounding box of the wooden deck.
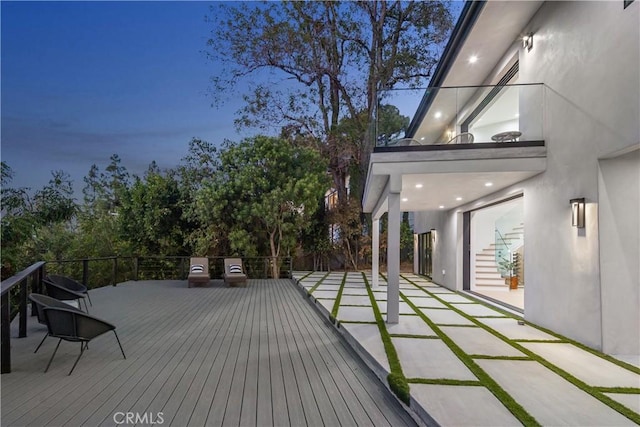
[1,279,415,427]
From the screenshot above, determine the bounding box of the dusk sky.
[2,1,253,196]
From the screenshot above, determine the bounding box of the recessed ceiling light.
[439,205,445,209]
[515,113,520,118]
[485,182,493,187]
[402,198,408,202]
[469,55,478,64]
[434,111,442,119]
[415,184,423,189]
[456,197,462,201]
[420,137,425,141]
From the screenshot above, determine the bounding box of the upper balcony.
[364,83,547,214]
[376,83,545,151]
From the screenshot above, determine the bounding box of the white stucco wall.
[598,148,640,357]
[413,1,639,351]
[518,0,639,350]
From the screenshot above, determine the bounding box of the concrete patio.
[294,271,640,426]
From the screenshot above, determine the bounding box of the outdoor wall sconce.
[523,33,534,52]
[570,198,585,228]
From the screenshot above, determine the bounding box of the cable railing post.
[134,257,139,281]
[82,259,89,286]
[19,278,27,338]
[1,292,10,374]
[112,257,118,286]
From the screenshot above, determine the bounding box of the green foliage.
[120,169,187,256]
[194,135,329,276]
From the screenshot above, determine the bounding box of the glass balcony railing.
[376,83,544,148]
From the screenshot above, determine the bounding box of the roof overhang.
[407,0,544,137]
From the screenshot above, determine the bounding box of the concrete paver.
[520,342,640,388]
[293,272,640,427]
[451,303,509,317]
[386,315,436,337]
[433,293,475,303]
[477,359,636,426]
[410,384,522,427]
[441,326,526,357]
[393,337,477,380]
[340,295,372,306]
[476,317,561,341]
[338,306,375,322]
[411,297,448,309]
[419,308,475,326]
[341,323,390,373]
[605,394,640,414]
[312,289,339,299]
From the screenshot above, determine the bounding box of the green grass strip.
[308,271,331,294]
[596,387,640,394]
[470,355,532,361]
[389,334,440,339]
[361,272,410,405]
[401,275,640,424]
[401,293,540,426]
[407,378,483,386]
[330,272,348,320]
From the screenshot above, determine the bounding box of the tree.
[194,136,329,277]
[206,1,453,264]
[119,168,186,256]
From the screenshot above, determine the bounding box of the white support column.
[387,184,401,324]
[372,218,380,288]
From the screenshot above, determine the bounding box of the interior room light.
[415,184,423,189]
[523,33,534,52]
[434,111,442,119]
[485,182,493,187]
[468,55,478,64]
[570,198,585,228]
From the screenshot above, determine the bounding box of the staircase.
[473,224,524,290]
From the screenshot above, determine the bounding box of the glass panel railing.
[376,83,544,147]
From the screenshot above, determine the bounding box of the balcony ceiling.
[363,145,546,215]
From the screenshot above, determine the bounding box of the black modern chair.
[44,278,90,313]
[42,307,126,375]
[46,274,92,307]
[28,293,83,353]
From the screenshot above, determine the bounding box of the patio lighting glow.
[402,198,408,202]
[434,111,442,119]
[469,55,478,64]
[415,184,423,189]
[439,205,445,209]
[485,182,493,187]
[456,197,462,201]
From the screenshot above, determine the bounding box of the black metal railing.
[1,262,45,373]
[0,255,293,373]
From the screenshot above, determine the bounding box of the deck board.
[2,279,415,427]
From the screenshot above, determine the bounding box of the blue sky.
[2,1,249,195]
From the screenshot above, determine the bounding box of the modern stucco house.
[363,0,639,362]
